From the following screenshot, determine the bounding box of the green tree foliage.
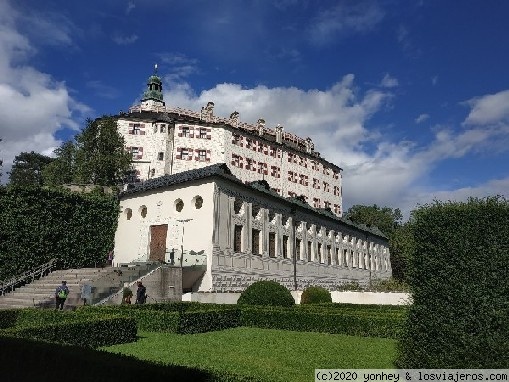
[396,197,509,368]
[300,286,332,304]
[345,204,402,237]
[43,116,132,187]
[0,138,3,180]
[74,117,132,186]
[345,204,413,282]
[389,220,415,281]
[0,187,119,280]
[42,141,76,187]
[237,281,295,307]
[8,151,54,187]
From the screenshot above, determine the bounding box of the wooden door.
[149,224,168,262]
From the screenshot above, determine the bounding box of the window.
[323,182,330,192]
[160,124,166,133]
[140,205,147,218]
[150,169,155,177]
[177,148,192,160]
[130,147,143,160]
[197,150,206,162]
[307,241,312,262]
[269,232,276,257]
[327,245,332,265]
[175,199,184,212]
[231,154,243,168]
[313,198,321,208]
[334,186,340,196]
[124,208,132,220]
[324,201,331,209]
[128,123,145,135]
[182,126,190,137]
[282,235,289,259]
[296,239,301,260]
[252,229,261,255]
[232,133,243,146]
[270,166,280,178]
[158,152,164,160]
[313,178,320,189]
[193,196,203,209]
[199,128,207,139]
[234,225,242,252]
[318,243,323,263]
[258,163,268,175]
[334,204,341,215]
[288,191,296,197]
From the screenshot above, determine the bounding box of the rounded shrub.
[237,280,295,307]
[300,286,332,304]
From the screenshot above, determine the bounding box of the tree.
[0,138,3,180]
[42,141,76,187]
[345,204,402,237]
[8,151,54,187]
[345,204,412,281]
[73,117,132,186]
[43,116,133,187]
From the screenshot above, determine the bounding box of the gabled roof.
[120,163,387,240]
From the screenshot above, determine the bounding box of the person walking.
[135,281,147,304]
[55,281,69,310]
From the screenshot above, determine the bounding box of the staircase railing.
[0,258,57,296]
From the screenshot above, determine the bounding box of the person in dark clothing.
[55,281,69,310]
[135,281,147,304]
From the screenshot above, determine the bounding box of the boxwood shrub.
[300,286,332,304]
[178,308,241,334]
[237,281,295,307]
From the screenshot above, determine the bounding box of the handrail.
[0,258,57,296]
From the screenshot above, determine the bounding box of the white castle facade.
[112,70,391,293]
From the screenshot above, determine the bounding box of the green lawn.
[103,327,397,382]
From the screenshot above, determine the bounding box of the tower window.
[158,152,164,160]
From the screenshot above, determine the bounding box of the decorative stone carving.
[229,111,240,127]
[275,124,284,144]
[305,137,314,153]
[201,101,215,120]
[257,118,265,136]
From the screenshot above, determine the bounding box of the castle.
[112,69,391,292]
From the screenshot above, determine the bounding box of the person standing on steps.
[55,281,69,310]
[135,281,147,304]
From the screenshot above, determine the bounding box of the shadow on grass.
[0,336,259,382]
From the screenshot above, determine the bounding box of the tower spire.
[140,65,165,110]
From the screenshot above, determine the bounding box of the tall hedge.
[0,186,119,280]
[397,197,509,368]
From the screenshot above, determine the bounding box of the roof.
[120,163,387,240]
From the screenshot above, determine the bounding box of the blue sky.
[1,0,509,218]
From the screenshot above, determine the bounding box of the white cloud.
[112,33,138,45]
[162,77,509,219]
[464,90,509,125]
[0,0,90,182]
[308,1,384,45]
[415,113,429,124]
[380,73,398,88]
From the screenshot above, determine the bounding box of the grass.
[103,327,397,382]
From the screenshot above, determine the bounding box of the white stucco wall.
[114,179,216,290]
[182,291,411,305]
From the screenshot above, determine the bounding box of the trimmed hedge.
[237,281,295,307]
[240,306,403,338]
[0,186,118,280]
[397,197,509,368]
[300,286,332,304]
[2,316,137,348]
[178,309,241,334]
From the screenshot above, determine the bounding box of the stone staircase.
[0,263,162,310]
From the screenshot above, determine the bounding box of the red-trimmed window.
[176,147,192,160]
[258,162,268,175]
[270,165,280,178]
[130,147,143,160]
[128,123,145,135]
